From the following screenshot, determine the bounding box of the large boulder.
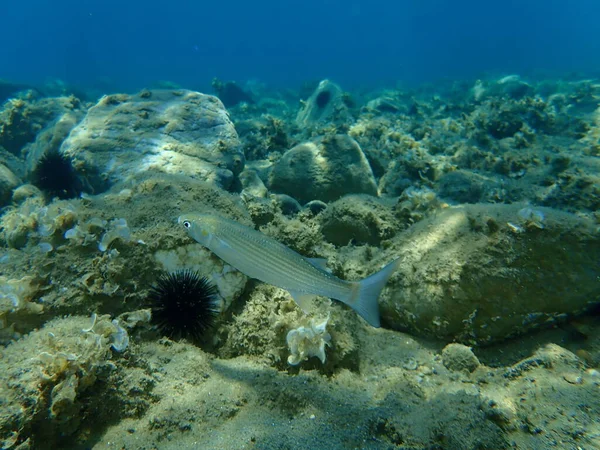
[0,95,81,158]
[372,203,600,344]
[268,135,378,204]
[60,90,244,192]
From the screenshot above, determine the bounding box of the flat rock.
[60,90,244,192]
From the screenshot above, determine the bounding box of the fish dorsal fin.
[289,290,316,313]
[305,257,331,272]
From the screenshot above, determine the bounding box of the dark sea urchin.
[31,150,80,199]
[149,270,220,342]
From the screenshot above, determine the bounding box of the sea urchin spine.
[30,149,80,199]
[148,270,220,342]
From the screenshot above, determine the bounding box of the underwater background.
[2,0,600,90]
[1,1,600,450]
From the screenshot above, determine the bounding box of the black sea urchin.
[149,270,220,342]
[31,150,80,199]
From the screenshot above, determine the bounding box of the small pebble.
[442,343,480,373]
[402,357,418,370]
[420,366,433,375]
[563,373,583,385]
[586,369,600,378]
[38,242,53,254]
[12,184,42,204]
[273,194,301,216]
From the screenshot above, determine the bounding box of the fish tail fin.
[346,259,400,328]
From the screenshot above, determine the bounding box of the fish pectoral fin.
[213,235,231,249]
[305,257,331,273]
[289,291,316,313]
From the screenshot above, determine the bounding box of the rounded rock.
[60,90,244,193]
[12,184,43,205]
[269,135,377,204]
[0,163,20,206]
[295,79,351,127]
[319,195,399,246]
[442,343,480,373]
[239,169,268,198]
[305,200,327,216]
[272,194,301,216]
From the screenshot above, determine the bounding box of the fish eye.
[183,220,191,229]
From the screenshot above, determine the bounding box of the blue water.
[1,0,600,92]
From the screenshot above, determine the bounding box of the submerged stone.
[60,89,244,193]
[374,203,600,344]
[319,195,399,246]
[0,163,20,206]
[296,79,351,127]
[269,135,377,204]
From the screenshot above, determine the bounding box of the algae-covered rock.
[0,163,20,206]
[211,78,254,108]
[0,275,44,338]
[0,315,123,447]
[471,75,534,101]
[60,90,245,193]
[375,203,600,344]
[218,284,357,371]
[436,170,488,204]
[305,199,327,215]
[11,183,43,205]
[239,168,268,198]
[0,197,78,250]
[0,173,251,326]
[296,79,351,127]
[269,135,378,204]
[23,109,84,176]
[271,193,301,216]
[441,343,480,373]
[319,195,399,246]
[0,96,82,158]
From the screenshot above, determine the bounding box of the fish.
[178,212,400,327]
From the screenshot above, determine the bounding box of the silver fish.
[178,213,399,327]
